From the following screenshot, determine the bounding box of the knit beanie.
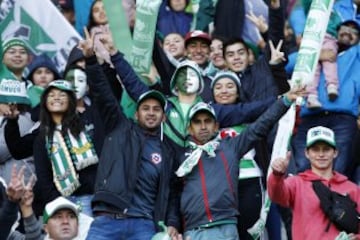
[2,38,28,54]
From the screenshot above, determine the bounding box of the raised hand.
[269,39,286,65]
[246,12,268,33]
[97,31,117,56]
[271,151,291,176]
[79,27,95,58]
[6,164,26,202]
[19,174,36,217]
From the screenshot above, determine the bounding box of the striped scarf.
[176,139,220,177]
[47,128,98,196]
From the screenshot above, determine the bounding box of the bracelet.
[282,95,292,107]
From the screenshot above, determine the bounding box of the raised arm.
[80,28,126,133]
[5,116,39,160]
[213,96,276,127]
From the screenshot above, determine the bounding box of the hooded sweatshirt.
[268,170,360,240]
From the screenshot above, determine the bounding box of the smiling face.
[210,39,226,69]
[305,142,337,174]
[32,67,55,88]
[188,111,219,144]
[175,67,200,95]
[213,77,239,104]
[224,42,249,72]
[186,39,210,66]
[44,209,78,240]
[46,88,70,114]
[91,0,107,25]
[2,46,29,76]
[163,33,186,59]
[135,98,165,132]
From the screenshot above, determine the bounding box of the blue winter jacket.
[301,44,360,117]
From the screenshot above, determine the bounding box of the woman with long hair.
[34,80,99,216]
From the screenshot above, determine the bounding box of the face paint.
[65,69,87,99]
[175,67,200,94]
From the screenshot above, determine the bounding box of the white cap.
[43,197,79,223]
[306,126,336,148]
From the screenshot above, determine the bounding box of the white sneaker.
[307,95,322,109]
[327,84,338,101]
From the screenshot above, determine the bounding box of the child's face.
[32,67,55,88]
[163,33,185,59]
[169,0,187,12]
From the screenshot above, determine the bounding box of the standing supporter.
[269,126,360,239]
[157,0,192,38]
[174,85,306,239]
[33,80,99,217]
[291,42,360,178]
[97,31,282,148]
[0,37,35,184]
[86,0,111,66]
[211,71,281,239]
[223,0,289,103]
[79,30,181,239]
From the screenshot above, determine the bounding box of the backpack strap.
[312,180,332,232]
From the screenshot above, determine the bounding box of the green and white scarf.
[176,139,219,177]
[47,129,98,196]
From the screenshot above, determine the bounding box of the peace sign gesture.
[269,39,286,65]
[79,27,95,58]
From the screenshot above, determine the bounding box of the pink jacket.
[268,170,360,240]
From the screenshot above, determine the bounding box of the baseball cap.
[306,126,336,148]
[43,197,80,223]
[184,30,211,46]
[137,90,167,110]
[46,80,75,92]
[188,102,216,122]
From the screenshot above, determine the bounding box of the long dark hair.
[86,0,102,31]
[39,87,84,139]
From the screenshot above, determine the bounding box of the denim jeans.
[67,194,93,217]
[185,224,239,240]
[86,216,156,240]
[291,113,357,177]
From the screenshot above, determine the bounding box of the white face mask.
[73,69,87,99]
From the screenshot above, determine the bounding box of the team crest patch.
[151,153,162,164]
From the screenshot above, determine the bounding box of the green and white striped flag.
[0,0,82,72]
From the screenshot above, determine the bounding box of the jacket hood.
[26,54,61,81]
[64,46,85,74]
[298,170,349,184]
[170,60,204,96]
